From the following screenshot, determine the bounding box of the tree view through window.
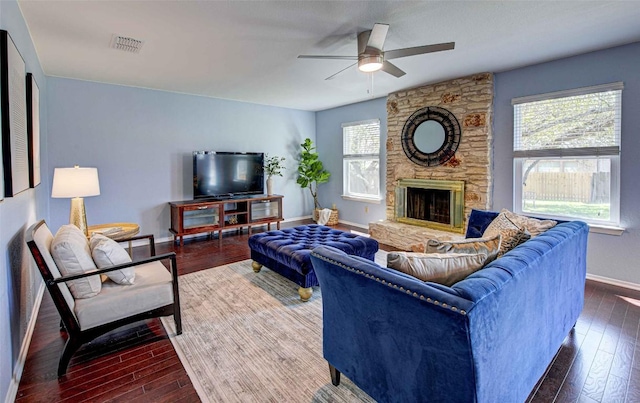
[342,119,380,200]
[513,83,622,225]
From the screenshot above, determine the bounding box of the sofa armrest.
[50,252,177,286]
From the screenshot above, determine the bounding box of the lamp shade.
[51,166,100,198]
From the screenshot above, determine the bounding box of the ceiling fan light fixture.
[358,54,384,72]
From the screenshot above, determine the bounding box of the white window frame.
[342,119,382,203]
[512,82,623,229]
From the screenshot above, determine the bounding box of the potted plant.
[296,138,332,222]
[264,154,286,195]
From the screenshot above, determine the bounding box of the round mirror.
[413,120,446,153]
[401,106,461,167]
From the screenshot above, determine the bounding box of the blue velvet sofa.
[310,209,589,403]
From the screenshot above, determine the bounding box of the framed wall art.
[1,30,29,197]
[26,73,40,187]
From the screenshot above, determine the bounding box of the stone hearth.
[370,73,493,250]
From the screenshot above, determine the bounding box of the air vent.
[110,34,144,53]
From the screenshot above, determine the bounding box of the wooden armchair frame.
[26,220,182,376]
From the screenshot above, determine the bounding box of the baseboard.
[337,219,369,231]
[5,282,45,403]
[586,273,640,292]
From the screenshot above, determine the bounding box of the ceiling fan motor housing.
[358,52,384,72]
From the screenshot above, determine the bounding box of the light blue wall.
[494,41,640,284]
[47,78,316,238]
[315,97,387,228]
[0,0,49,400]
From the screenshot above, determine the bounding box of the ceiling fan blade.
[298,55,358,60]
[367,23,389,50]
[325,62,357,80]
[385,42,455,60]
[381,61,406,78]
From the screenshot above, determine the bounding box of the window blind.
[343,119,380,157]
[513,84,622,158]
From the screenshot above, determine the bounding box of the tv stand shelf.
[169,195,283,246]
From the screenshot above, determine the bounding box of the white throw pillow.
[90,234,135,285]
[387,252,491,286]
[50,224,101,299]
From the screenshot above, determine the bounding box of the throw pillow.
[387,251,491,286]
[90,234,135,285]
[50,224,101,299]
[500,208,557,237]
[425,233,501,265]
[482,212,531,257]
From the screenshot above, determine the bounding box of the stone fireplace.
[395,179,465,232]
[369,73,493,249]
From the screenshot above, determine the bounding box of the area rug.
[161,251,388,403]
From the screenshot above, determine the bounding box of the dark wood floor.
[16,222,640,402]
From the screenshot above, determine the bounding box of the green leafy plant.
[296,138,330,209]
[264,154,286,178]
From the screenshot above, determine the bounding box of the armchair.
[26,220,182,376]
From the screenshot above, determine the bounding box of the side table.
[88,223,140,255]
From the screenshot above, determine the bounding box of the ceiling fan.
[298,23,455,80]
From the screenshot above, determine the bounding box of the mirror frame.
[401,106,461,167]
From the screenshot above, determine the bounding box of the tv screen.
[193,151,264,199]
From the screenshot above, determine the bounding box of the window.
[513,82,622,227]
[342,119,381,201]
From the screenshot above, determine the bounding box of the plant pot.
[266,177,273,195]
[313,208,339,226]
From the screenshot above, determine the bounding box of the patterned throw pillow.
[51,224,101,299]
[387,251,493,286]
[500,208,557,238]
[482,212,530,257]
[90,234,135,285]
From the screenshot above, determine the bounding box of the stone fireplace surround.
[369,73,494,250]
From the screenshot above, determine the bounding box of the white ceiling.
[18,1,640,112]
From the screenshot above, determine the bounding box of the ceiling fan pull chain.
[367,73,374,97]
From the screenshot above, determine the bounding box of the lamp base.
[69,197,88,236]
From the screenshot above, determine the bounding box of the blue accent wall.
[494,41,640,284]
[0,1,49,400]
[315,97,387,228]
[47,78,316,236]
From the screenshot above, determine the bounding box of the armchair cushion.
[90,234,135,284]
[73,261,173,330]
[51,224,101,299]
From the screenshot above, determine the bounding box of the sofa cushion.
[483,212,530,257]
[90,234,135,285]
[500,208,557,237]
[425,233,501,260]
[50,224,101,299]
[387,251,492,286]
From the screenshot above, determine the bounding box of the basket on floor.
[313,208,339,226]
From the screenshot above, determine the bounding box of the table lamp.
[51,166,101,236]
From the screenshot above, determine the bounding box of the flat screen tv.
[193,151,264,199]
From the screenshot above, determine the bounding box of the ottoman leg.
[252,261,262,273]
[298,287,313,302]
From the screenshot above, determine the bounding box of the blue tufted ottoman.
[248,224,379,301]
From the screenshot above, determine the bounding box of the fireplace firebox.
[395,179,465,232]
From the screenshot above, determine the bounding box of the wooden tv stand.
[169,195,283,246]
